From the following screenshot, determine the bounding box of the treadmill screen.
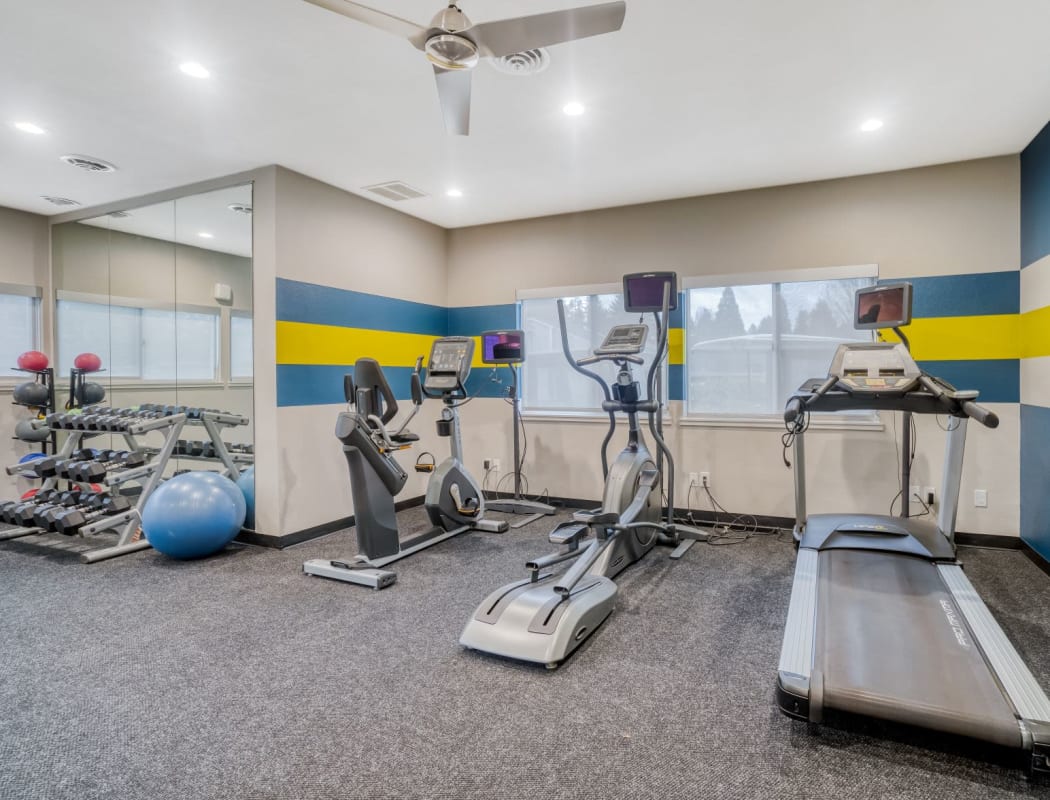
[480,330,524,364]
[854,283,913,330]
[623,272,679,312]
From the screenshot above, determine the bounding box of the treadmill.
[777,282,1050,776]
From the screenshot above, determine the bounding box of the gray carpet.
[2,509,1050,800]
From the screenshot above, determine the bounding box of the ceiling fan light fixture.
[425,34,479,69]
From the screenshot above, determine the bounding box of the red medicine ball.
[73,353,103,372]
[16,351,49,371]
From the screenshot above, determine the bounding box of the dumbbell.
[0,491,59,524]
[182,440,206,457]
[28,450,98,479]
[14,489,89,528]
[30,489,98,529]
[53,495,133,536]
[71,451,147,483]
[55,450,122,481]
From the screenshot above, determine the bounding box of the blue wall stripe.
[668,364,685,402]
[915,359,1018,404]
[1021,404,1050,558]
[276,278,447,335]
[1022,120,1050,269]
[447,304,517,335]
[668,292,686,329]
[883,272,1019,317]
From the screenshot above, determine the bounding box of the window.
[230,314,253,380]
[686,276,874,417]
[521,292,662,413]
[0,289,41,377]
[57,298,220,381]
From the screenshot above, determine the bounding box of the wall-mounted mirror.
[50,183,253,486]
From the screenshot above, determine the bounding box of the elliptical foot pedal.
[303,558,397,590]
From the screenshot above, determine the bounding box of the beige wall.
[0,206,51,501]
[270,167,448,536]
[447,157,1022,536]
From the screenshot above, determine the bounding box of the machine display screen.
[480,330,525,364]
[623,272,679,312]
[854,283,913,329]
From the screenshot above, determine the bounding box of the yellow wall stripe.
[668,327,684,366]
[1021,305,1050,359]
[879,314,1019,361]
[276,321,437,367]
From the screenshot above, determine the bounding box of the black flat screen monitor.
[623,272,678,313]
[854,282,913,329]
[481,330,525,364]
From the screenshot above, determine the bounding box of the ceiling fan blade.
[302,0,428,48]
[470,1,626,59]
[433,66,471,136]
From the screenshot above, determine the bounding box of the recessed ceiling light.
[14,121,46,135]
[198,232,214,239]
[446,188,463,198]
[563,101,585,117]
[179,62,210,79]
[860,118,884,132]
[41,196,80,207]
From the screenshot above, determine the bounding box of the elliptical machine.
[304,336,507,589]
[459,272,708,667]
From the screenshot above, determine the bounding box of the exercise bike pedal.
[303,558,397,590]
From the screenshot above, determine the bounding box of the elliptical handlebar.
[558,298,616,480]
[577,353,645,366]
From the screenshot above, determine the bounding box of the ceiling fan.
[303,0,627,135]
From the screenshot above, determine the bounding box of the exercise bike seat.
[572,510,621,526]
[389,432,419,444]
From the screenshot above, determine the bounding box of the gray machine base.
[460,574,617,668]
[303,558,398,590]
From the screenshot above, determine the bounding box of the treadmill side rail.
[777,548,819,718]
[938,564,1050,725]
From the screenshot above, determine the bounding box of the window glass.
[230,315,253,379]
[0,294,40,377]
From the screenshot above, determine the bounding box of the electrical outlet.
[688,472,699,486]
[974,489,988,508]
[910,485,921,503]
[491,458,500,472]
[700,471,711,488]
[924,486,936,506]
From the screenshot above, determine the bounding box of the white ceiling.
[2,0,1050,229]
[77,184,253,257]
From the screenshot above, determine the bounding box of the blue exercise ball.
[236,466,255,529]
[143,471,246,559]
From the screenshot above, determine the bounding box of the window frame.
[517,282,669,419]
[55,290,223,387]
[682,264,882,430]
[0,282,43,384]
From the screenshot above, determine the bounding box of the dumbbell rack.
[185,410,252,481]
[1,413,185,563]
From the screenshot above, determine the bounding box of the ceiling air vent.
[363,181,428,202]
[41,196,80,207]
[227,203,253,215]
[59,154,118,172]
[107,210,131,218]
[491,48,550,76]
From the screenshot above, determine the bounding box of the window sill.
[521,410,614,424]
[679,414,884,432]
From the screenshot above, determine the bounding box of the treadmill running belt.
[816,549,1022,748]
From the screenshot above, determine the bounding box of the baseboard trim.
[1021,541,1050,577]
[955,532,1022,550]
[236,496,426,549]
[238,492,1025,553]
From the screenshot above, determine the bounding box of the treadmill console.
[828,342,921,393]
[594,324,648,356]
[424,337,474,392]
